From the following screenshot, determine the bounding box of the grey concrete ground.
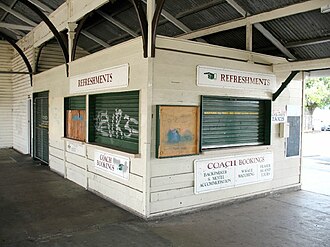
[1,148,330,247]
[301,131,330,196]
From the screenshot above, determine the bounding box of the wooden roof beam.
[178,0,329,40]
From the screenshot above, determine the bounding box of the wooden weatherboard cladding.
[201,96,271,149]
[89,91,139,154]
[156,105,200,158]
[64,96,86,142]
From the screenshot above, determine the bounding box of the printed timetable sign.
[70,64,129,94]
[197,65,276,92]
[194,152,273,194]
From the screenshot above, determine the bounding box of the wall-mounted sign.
[197,65,276,91]
[156,105,200,158]
[94,150,130,180]
[194,152,273,194]
[70,64,129,94]
[66,140,86,156]
[272,109,287,123]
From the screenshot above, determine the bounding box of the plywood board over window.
[64,96,86,142]
[156,106,200,158]
[66,110,86,141]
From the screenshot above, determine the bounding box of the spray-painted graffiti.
[95,109,138,140]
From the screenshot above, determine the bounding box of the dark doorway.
[33,91,49,164]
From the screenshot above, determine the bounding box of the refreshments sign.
[197,65,276,91]
[194,152,273,194]
[70,64,129,94]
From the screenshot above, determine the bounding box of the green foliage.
[305,77,330,114]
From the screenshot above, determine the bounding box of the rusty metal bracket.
[151,0,165,57]
[19,0,69,76]
[71,14,91,61]
[272,71,300,101]
[132,0,148,58]
[35,42,47,74]
[0,31,33,86]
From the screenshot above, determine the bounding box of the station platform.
[1,148,329,247]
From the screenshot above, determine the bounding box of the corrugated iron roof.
[179,2,242,30]
[233,0,309,15]
[263,10,330,43]
[0,0,329,65]
[292,42,330,60]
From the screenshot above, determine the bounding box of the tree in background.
[305,77,330,130]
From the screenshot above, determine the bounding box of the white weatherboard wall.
[148,37,302,217]
[33,38,149,216]
[0,41,13,148]
[12,37,34,154]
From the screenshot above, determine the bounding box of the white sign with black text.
[272,109,287,123]
[70,64,129,94]
[94,150,130,180]
[194,152,273,194]
[197,65,276,91]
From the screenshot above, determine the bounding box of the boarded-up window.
[64,96,86,141]
[201,96,271,149]
[156,105,200,158]
[89,91,139,154]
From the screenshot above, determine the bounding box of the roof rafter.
[178,0,329,40]
[253,23,296,60]
[286,36,330,48]
[273,57,330,72]
[141,0,191,33]
[226,0,296,59]
[81,30,110,48]
[33,4,110,52]
[28,0,53,14]
[0,0,18,21]
[175,0,224,19]
[97,10,138,37]
[0,2,37,26]
[0,22,33,31]
[141,0,206,43]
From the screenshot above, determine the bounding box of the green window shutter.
[201,96,271,149]
[65,96,86,110]
[89,91,139,154]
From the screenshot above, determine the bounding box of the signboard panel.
[66,140,86,156]
[272,109,287,123]
[94,150,130,180]
[197,65,276,92]
[194,152,273,194]
[156,105,200,158]
[70,64,129,94]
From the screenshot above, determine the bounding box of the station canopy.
[0,0,329,62]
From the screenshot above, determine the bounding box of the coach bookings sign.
[194,152,273,194]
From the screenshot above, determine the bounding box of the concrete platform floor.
[1,149,330,247]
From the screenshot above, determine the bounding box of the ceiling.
[0,0,330,62]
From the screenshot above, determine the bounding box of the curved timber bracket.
[151,0,165,57]
[18,0,69,76]
[132,0,148,58]
[272,71,300,101]
[0,32,33,86]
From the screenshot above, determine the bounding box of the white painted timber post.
[67,22,78,62]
